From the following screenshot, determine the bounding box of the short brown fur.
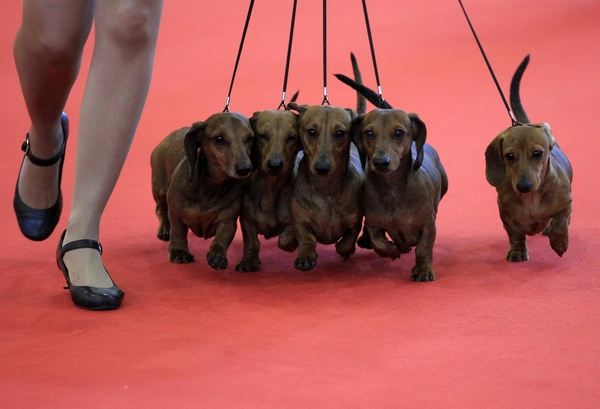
[150,112,255,269]
[235,109,301,272]
[285,102,364,271]
[485,123,572,260]
[354,108,448,281]
[485,55,573,261]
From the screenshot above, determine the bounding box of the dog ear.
[485,135,507,187]
[287,102,309,117]
[345,108,356,121]
[351,114,367,170]
[409,113,427,171]
[184,121,206,174]
[541,122,555,151]
[250,111,261,133]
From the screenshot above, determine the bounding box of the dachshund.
[352,109,448,282]
[485,55,573,261]
[336,55,448,281]
[235,109,301,272]
[284,102,364,271]
[150,112,255,269]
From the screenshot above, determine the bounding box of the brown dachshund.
[284,102,364,271]
[235,109,301,272]
[150,112,255,269]
[485,55,573,261]
[353,108,448,282]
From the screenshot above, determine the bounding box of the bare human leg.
[61,0,163,288]
[14,0,93,213]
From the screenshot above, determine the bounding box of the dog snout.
[314,161,331,175]
[516,176,533,193]
[235,162,252,177]
[267,158,283,174]
[373,156,390,171]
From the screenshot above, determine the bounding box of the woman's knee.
[19,21,88,65]
[17,1,92,65]
[103,1,161,52]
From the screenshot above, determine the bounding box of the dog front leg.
[235,219,261,272]
[367,226,402,260]
[336,226,360,260]
[544,205,571,257]
[411,224,436,282]
[294,223,318,271]
[207,220,237,270]
[167,210,194,263]
[277,225,298,252]
[502,214,529,261]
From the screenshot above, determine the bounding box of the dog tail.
[350,53,368,115]
[510,54,531,124]
[334,55,393,110]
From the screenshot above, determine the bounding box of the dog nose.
[235,163,252,177]
[516,179,532,193]
[314,161,331,175]
[373,156,390,171]
[267,158,283,173]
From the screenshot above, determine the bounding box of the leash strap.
[458,0,517,126]
[278,0,298,110]
[361,0,385,108]
[321,0,330,105]
[223,0,255,112]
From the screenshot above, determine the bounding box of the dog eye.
[335,130,346,140]
[532,150,543,159]
[307,129,317,139]
[286,135,298,143]
[258,133,268,141]
[214,135,226,146]
[394,129,406,139]
[364,130,374,139]
[505,153,515,162]
[246,136,255,144]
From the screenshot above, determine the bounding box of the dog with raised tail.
[485,55,573,261]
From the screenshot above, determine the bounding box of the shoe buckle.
[21,134,30,154]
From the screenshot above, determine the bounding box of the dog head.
[287,102,354,177]
[352,108,426,174]
[485,122,555,193]
[184,112,255,180]
[249,110,301,176]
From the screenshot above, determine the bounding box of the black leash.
[278,0,298,110]
[321,0,330,105]
[223,0,255,112]
[361,0,385,108]
[458,0,518,126]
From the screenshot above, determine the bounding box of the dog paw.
[235,258,261,273]
[294,256,317,271]
[357,234,372,249]
[411,266,435,282]
[335,243,356,260]
[550,240,568,257]
[278,235,298,252]
[207,252,228,270]
[157,231,170,241]
[168,249,195,263]
[506,248,529,262]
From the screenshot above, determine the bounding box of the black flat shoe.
[56,230,125,310]
[14,113,69,241]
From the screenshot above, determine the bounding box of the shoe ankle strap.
[61,238,103,257]
[21,133,66,167]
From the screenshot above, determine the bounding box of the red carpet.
[1,1,599,408]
